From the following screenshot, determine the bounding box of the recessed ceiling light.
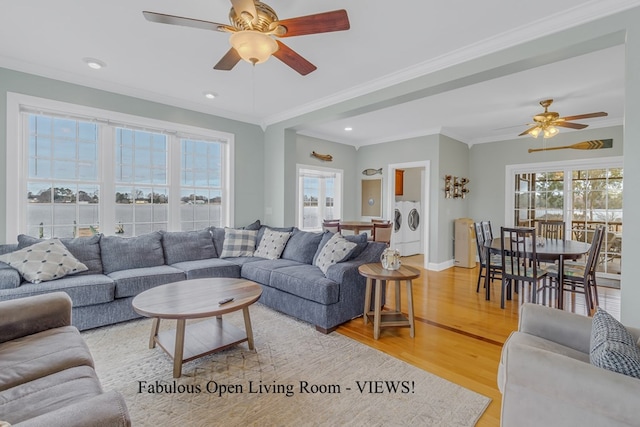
[203,92,218,99]
[344,127,353,131]
[83,57,106,70]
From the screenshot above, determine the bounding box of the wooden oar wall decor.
[311,151,333,161]
[528,139,613,153]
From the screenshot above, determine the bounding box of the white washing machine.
[393,201,405,251]
[401,201,421,256]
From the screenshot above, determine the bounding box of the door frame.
[386,160,430,270]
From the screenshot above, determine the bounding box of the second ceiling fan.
[143,0,350,75]
[519,99,608,138]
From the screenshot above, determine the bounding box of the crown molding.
[263,0,640,128]
[0,56,263,127]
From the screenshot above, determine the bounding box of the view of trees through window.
[24,112,227,238]
[514,166,623,277]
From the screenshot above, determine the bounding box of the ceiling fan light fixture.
[543,126,559,138]
[230,30,278,65]
[530,127,541,138]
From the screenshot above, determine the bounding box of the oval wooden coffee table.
[132,277,262,378]
[358,263,420,339]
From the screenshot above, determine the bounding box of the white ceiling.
[0,0,635,147]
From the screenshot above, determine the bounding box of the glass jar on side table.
[358,263,420,339]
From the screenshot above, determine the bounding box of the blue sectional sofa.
[0,223,386,333]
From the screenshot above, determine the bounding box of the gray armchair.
[498,303,640,427]
[0,293,131,426]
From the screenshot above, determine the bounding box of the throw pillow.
[18,234,103,275]
[254,229,292,260]
[590,307,640,379]
[0,239,88,284]
[220,228,258,258]
[314,232,357,275]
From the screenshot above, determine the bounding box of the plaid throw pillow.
[314,233,357,275]
[220,228,258,258]
[590,307,640,379]
[0,238,88,284]
[254,229,292,260]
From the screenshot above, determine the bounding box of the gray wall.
[0,67,265,242]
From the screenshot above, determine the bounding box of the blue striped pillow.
[590,307,640,378]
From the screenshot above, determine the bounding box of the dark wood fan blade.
[519,125,539,136]
[143,11,229,32]
[558,112,608,121]
[231,0,258,24]
[554,121,589,130]
[214,48,242,71]
[273,40,317,75]
[276,10,350,37]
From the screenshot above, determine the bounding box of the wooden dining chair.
[544,225,605,314]
[537,220,565,240]
[322,219,340,234]
[474,221,501,293]
[372,221,393,246]
[500,227,547,309]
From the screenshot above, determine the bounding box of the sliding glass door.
[510,159,623,279]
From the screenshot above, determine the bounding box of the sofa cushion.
[0,239,88,284]
[269,265,340,305]
[100,232,165,274]
[241,259,303,284]
[590,307,640,378]
[170,258,241,280]
[18,234,103,275]
[280,229,323,264]
[108,265,185,298]
[314,233,357,275]
[1,274,115,308]
[0,326,94,392]
[0,263,21,290]
[210,227,226,257]
[161,229,217,264]
[220,228,257,258]
[253,229,292,260]
[0,365,103,425]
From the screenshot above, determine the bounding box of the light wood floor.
[337,255,621,426]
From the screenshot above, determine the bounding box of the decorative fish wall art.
[362,168,383,176]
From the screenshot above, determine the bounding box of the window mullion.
[168,134,181,230]
[101,125,115,236]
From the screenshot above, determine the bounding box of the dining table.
[339,221,374,235]
[484,237,592,307]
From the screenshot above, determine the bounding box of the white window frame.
[5,93,235,238]
[295,164,343,231]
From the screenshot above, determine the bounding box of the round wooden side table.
[358,263,420,339]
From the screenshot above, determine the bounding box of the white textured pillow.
[314,233,357,275]
[220,228,258,258]
[0,239,88,284]
[254,229,292,260]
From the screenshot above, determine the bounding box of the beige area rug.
[82,304,490,426]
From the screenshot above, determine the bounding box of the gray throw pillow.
[314,233,357,275]
[18,234,103,275]
[0,239,88,283]
[161,229,216,264]
[254,229,292,260]
[220,228,258,258]
[590,307,640,378]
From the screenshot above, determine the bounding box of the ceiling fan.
[143,0,350,76]
[518,99,608,138]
